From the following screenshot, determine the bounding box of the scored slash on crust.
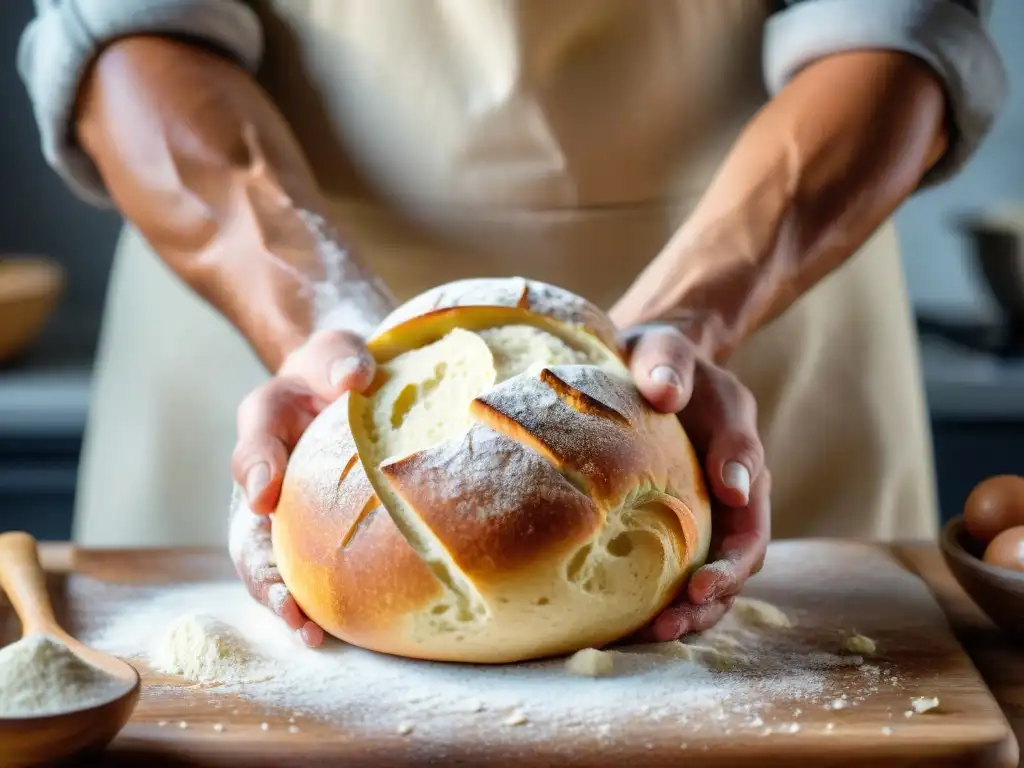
[340,494,381,550]
[537,368,631,428]
[336,453,359,492]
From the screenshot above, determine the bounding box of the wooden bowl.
[0,257,64,365]
[941,516,1024,637]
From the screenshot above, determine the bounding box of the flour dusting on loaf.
[273,278,712,664]
[377,277,620,350]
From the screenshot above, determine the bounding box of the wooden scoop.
[0,532,140,767]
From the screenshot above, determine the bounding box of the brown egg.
[963,475,1024,544]
[982,526,1024,572]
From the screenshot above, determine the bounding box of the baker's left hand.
[620,323,771,643]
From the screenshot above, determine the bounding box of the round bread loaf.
[272,277,712,664]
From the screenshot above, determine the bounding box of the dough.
[730,598,793,629]
[565,648,616,677]
[842,633,876,656]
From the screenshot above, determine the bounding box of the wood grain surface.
[0,540,1017,768]
[897,544,1024,768]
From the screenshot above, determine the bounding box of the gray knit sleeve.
[17,0,264,207]
[764,0,1008,186]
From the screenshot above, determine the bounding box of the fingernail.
[245,462,271,502]
[299,621,325,648]
[723,461,750,502]
[650,365,681,389]
[329,357,362,389]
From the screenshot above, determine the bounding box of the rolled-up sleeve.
[17,0,264,207]
[764,0,1008,186]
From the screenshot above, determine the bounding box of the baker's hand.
[621,323,770,643]
[228,329,376,647]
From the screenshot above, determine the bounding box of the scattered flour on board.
[0,634,130,717]
[77,582,891,738]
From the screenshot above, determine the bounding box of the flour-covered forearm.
[71,35,390,370]
[296,210,398,341]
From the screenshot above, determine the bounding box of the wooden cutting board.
[0,541,1016,768]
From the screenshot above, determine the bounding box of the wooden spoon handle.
[0,531,60,636]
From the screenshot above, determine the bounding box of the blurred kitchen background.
[2,1,1024,542]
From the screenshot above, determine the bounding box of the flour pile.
[150,614,272,684]
[0,634,130,718]
[77,581,886,737]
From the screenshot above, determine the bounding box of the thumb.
[279,329,376,401]
[624,325,697,414]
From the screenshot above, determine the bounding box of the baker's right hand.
[228,329,376,647]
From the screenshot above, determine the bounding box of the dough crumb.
[881,726,894,736]
[213,723,225,733]
[827,698,848,711]
[730,598,793,629]
[260,722,269,731]
[565,648,615,678]
[178,721,188,729]
[842,633,877,656]
[288,725,300,734]
[910,697,940,714]
[397,721,415,735]
[672,643,737,671]
[504,709,528,726]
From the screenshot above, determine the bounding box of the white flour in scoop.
[78,581,888,737]
[0,634,130,718]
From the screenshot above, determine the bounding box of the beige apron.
[74,0,937,546]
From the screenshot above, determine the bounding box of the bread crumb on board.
[504,709,529,726]
[907,697,940,716]
[730,598,793,630]
[565,648,615,678]
[672,643,737,671]
[397,721,415,736]
[842,633,877,656]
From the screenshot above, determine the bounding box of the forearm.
[611,50,946,358]
[75,36,394,370]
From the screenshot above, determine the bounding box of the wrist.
[213,192,396,371]
[610,240,772,362]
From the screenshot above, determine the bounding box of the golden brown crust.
[272,395,444,646]
[379,425,603,587]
